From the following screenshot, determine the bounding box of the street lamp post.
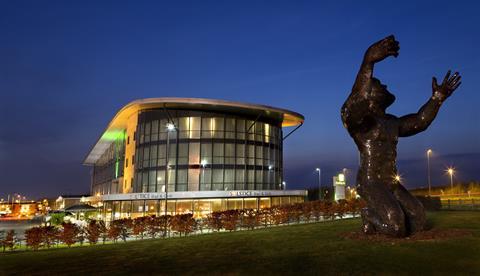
[200,159,207,191]
[164,123,176,217]
[315,168,321,200]
[447,167,454,194]
[427,149,432,196]
[282,181,286,190]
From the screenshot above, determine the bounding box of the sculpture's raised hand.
[364,35,400,63]
[432,70,461,102]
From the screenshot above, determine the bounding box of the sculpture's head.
[369,78,395,111]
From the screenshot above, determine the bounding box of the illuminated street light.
[394,174,401,183]
[315,168,321,200]
[166,123,175,131]
[446,167,455,193]
[165,121,177,217]
[282,181,286,190]
[427,149,432,196]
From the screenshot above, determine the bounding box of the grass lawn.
[1,211,479,275]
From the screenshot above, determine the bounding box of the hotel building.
[83,98,306,220]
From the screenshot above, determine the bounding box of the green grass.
[1,211,479,275]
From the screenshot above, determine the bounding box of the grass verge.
[0,211,479,275]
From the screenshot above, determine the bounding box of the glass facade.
[132,109,284,193]
[101,196,305,221]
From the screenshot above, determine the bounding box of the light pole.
[315,168,321,200]
[200,159,207,190]
[164,122,176,217]
[427,149,432,196]
[447,167,455,194]
[282,181,286,191]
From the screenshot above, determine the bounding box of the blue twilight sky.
[0,1,479,198]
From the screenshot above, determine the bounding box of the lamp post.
[200,159,207,191]
[315,168,321,200]
[427,149,432,196]
[164,122,176,217]
[447,167,455,194]
[282,181,286,191]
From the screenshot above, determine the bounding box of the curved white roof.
[84,97,304,165]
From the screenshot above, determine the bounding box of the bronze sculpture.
[341,35,461,237]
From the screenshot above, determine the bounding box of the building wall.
[123,111,138,194]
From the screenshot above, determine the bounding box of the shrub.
[25,227,43,251]
[1,230,16,252]
[42,226,59,248]
[146,216,163,238]
[221,210,240,231]
[110,218,133,242]
[59,223,80,247]
[107,223,121,243]
[86,220,101,245]
[133,217,149,239]
[98,220,108,244]
[207,212,222,232]
[241,209,259,230]
[171,214,196,236]
[49,212,66,226]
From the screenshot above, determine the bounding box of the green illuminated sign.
[101,130,126,141]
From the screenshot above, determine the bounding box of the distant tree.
[289,203,303,224]
[336,200,350,219]
[322,201,336,220]
[311,201,322,221]
[4,230,16,251]
[1,230,16,252]
[86,220,101,245]
[170,214,196,236]
[158,215,172,237]
[195,218,207,234]
[42,226,59,248]
[146,216,162,238]
[49,212,66,226]
[0,230,5,252]
[25,227,43,251]
[302,202,313,222]
[107,223,121,243]
[257,208,271,228]
[132,217,149,239]
[206,212,223,232]
[110,218,132,242]
[170,215,182,236]
[241,209,259,230]
[59,223,80,247]
[119,218,133,242]
[98,220,108,244]
[77,227,86,246]
[271,206,288,225]
[221,210,240,231]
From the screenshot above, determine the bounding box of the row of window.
[136,117,282,145]
[133,141,281,169]
[133,168,283,193]
[101,196,305,220]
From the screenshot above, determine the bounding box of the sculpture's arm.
[342,35,399,129]
[399,71,461,137]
